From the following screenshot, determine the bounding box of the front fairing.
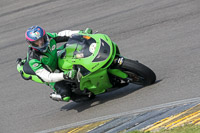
[58,34,113,73]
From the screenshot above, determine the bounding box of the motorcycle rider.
[24,25,80,102]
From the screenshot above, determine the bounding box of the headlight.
[89,43,97,54]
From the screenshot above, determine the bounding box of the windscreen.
[66,35,97,59]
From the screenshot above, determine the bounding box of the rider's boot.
[50,92,70,102]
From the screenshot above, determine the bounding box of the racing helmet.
[25,25,49,52]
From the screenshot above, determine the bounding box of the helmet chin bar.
[43,34,49,44]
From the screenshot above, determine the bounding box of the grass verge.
[128,124,200,133]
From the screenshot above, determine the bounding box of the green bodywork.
[58,32,128,95]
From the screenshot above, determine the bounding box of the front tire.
[121,59,156,86]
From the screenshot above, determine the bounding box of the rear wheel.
[121,59,156,86]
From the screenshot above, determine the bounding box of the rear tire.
[121,59,156,86]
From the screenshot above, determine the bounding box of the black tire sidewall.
[121,59,156,85]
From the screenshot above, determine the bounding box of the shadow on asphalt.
[60,80,162,112]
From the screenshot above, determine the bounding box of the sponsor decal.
[34,31,41,39]
[33,63,39,67]
[52,45,56,51]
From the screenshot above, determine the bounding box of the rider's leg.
[54,81,72,101]
[49,81,72,102]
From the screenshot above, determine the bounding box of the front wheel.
[121,59,156,86]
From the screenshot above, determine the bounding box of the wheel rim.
[124,71,146,85]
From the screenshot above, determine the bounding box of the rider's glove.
[58,30,80,37]
[63,70,77,80]
[84,28,93,34]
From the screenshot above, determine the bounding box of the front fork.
[113,56,125,67]
[108,56,128,79]
[108,56,130,88]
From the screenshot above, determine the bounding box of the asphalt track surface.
[1,0,200,133]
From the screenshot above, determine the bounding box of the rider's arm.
[29,59,65,82]
[35,68,64,82]
[47,30,80,43]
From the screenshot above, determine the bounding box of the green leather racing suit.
[26,30,79,98]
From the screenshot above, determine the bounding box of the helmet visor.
[30,35,49,52]
[31,37,44,47]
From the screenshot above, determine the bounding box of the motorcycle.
[17,28,156,102]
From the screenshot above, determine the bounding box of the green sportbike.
[17,29,156,102]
